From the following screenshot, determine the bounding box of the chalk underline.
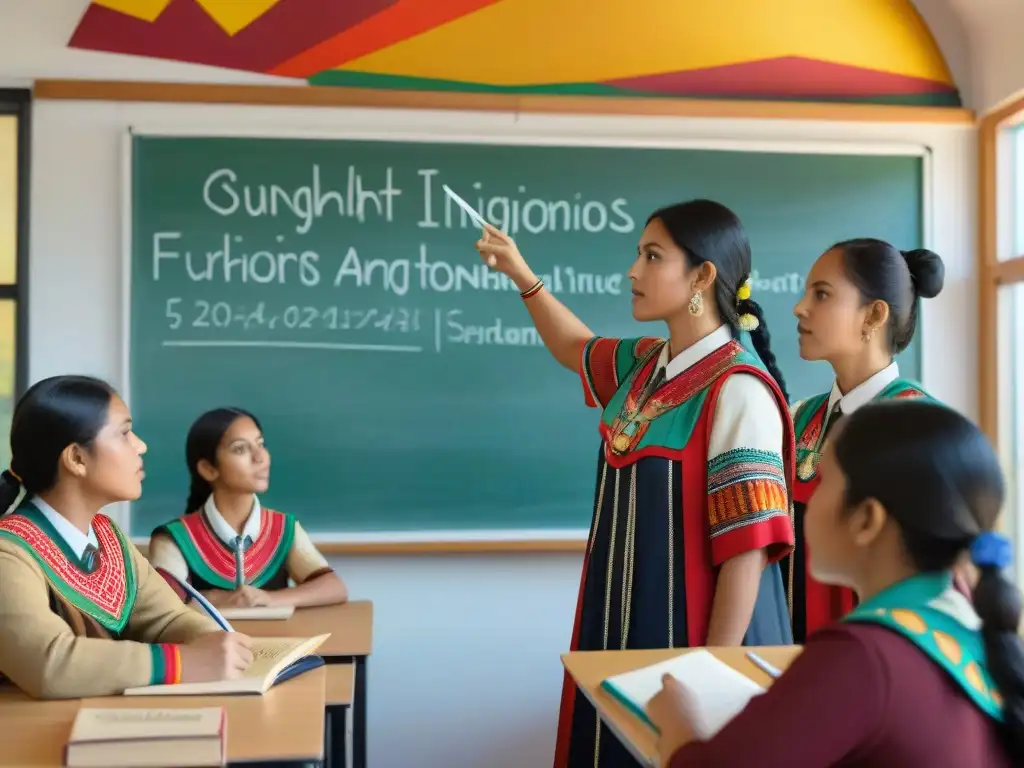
[160,340,423,352]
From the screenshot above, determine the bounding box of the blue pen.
[745,651,782,680]
[165,571,234,632]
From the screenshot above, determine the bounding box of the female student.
[149,407,347,609]
[475,200,796,768]
[0,375,252,699]
[787,238,944,642]
[649,400,1022,767]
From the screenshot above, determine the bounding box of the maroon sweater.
[670,622,1011,767]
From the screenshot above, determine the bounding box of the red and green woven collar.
[159,508,295,589]
[0,503,137,633]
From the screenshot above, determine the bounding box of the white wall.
[30,98,976,767]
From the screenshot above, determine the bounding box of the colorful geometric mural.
[69,0,961,107]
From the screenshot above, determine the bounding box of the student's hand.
[648,675,699,764]
[474,224,535,289]
[178,631,253,683]
[224,585,274,607]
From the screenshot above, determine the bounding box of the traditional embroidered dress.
[554,325,796,768]
[149,495,333,599]
[669,572,1011,766]
[787,363,931,642]
[0,498,216,699]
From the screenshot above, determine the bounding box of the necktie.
[81,543,99,573]
[821,401,844,444]
[231,535,252,587]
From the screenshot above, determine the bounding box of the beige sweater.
[0,522,217,699]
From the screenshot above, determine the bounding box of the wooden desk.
[324,665,355,768]
[0,668,326,767]
[234,601,373,768]
[0,688,79,766]
[561,646,803,767]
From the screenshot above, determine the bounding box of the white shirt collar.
[31,496,99,559]
[827,362,900,416]
[656,324,733,381]
[203,494,261,545]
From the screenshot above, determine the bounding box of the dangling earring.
[688,291,703,316]
[862,326,875,343]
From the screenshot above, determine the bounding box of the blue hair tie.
[970,531,1013,570]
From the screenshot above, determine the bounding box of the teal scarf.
[843,572,1003,721]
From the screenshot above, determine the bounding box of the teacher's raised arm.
[474,223,593,371]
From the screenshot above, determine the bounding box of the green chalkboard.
[127,135,922,537]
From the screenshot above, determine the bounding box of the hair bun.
[901,248,945,299]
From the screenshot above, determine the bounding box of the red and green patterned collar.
[161,508,295,589]
[0,502,137,633]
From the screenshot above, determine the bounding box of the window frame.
[0,88,29,399]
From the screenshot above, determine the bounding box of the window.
[0,90,29,471]
[981,100,1024,586]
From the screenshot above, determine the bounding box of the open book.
[600,649,765,738]
[123,634,330,696]
[66,707,225,767]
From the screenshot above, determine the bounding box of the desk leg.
[325,704,348,768]
[353,656,367,768]
[324,654,367,768]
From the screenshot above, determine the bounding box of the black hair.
[834,400,1024,760]
[830,238,945,354]
[648,200,789,401]
[183,407,262,516]
[0,375,117,514]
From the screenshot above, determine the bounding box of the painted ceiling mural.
[68,0,961,106]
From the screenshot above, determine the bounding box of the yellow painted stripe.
[93,0,173,22]
[341,0,952,87]
[195,0,283,36]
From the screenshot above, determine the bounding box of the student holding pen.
[149,407,347,609]
[649,401,1022,766]
[474,200,795,768]
[785,238,944,642]
[0,376,252,698]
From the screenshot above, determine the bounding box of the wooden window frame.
[0,89,29,399]
[979,95,1024,446]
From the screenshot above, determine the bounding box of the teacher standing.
[475,199,795,768]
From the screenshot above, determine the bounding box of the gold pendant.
[611,433,630,454]
[797,451,818,481]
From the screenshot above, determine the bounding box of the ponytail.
[183,474,211,517]
[738,297,790,403]
[971,534,1024,760]
[0,469,22,515]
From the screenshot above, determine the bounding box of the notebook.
[600,649,765,738]
[123,634,329,696]
[65,707,225,767]
[218,605,295,621]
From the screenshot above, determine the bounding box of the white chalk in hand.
[487,254,497,267]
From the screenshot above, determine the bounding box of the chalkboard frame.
[120,125,932,553]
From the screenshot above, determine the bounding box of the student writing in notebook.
[785,238,946,642]
[648,400,1023,767]
[149,407,347,609]
[0,376,253,698]
[475,201,795,768]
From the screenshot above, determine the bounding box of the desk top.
[325,664,355,707]
[562,646,803,767]
[0,667,326,766]
[233,600,373,658]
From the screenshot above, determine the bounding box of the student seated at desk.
[0,376,253,699]
[648,400,1022,767]
[149,407,347,609]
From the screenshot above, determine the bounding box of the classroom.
[1,0,1024,766]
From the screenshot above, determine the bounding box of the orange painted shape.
[270,0,502,78]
